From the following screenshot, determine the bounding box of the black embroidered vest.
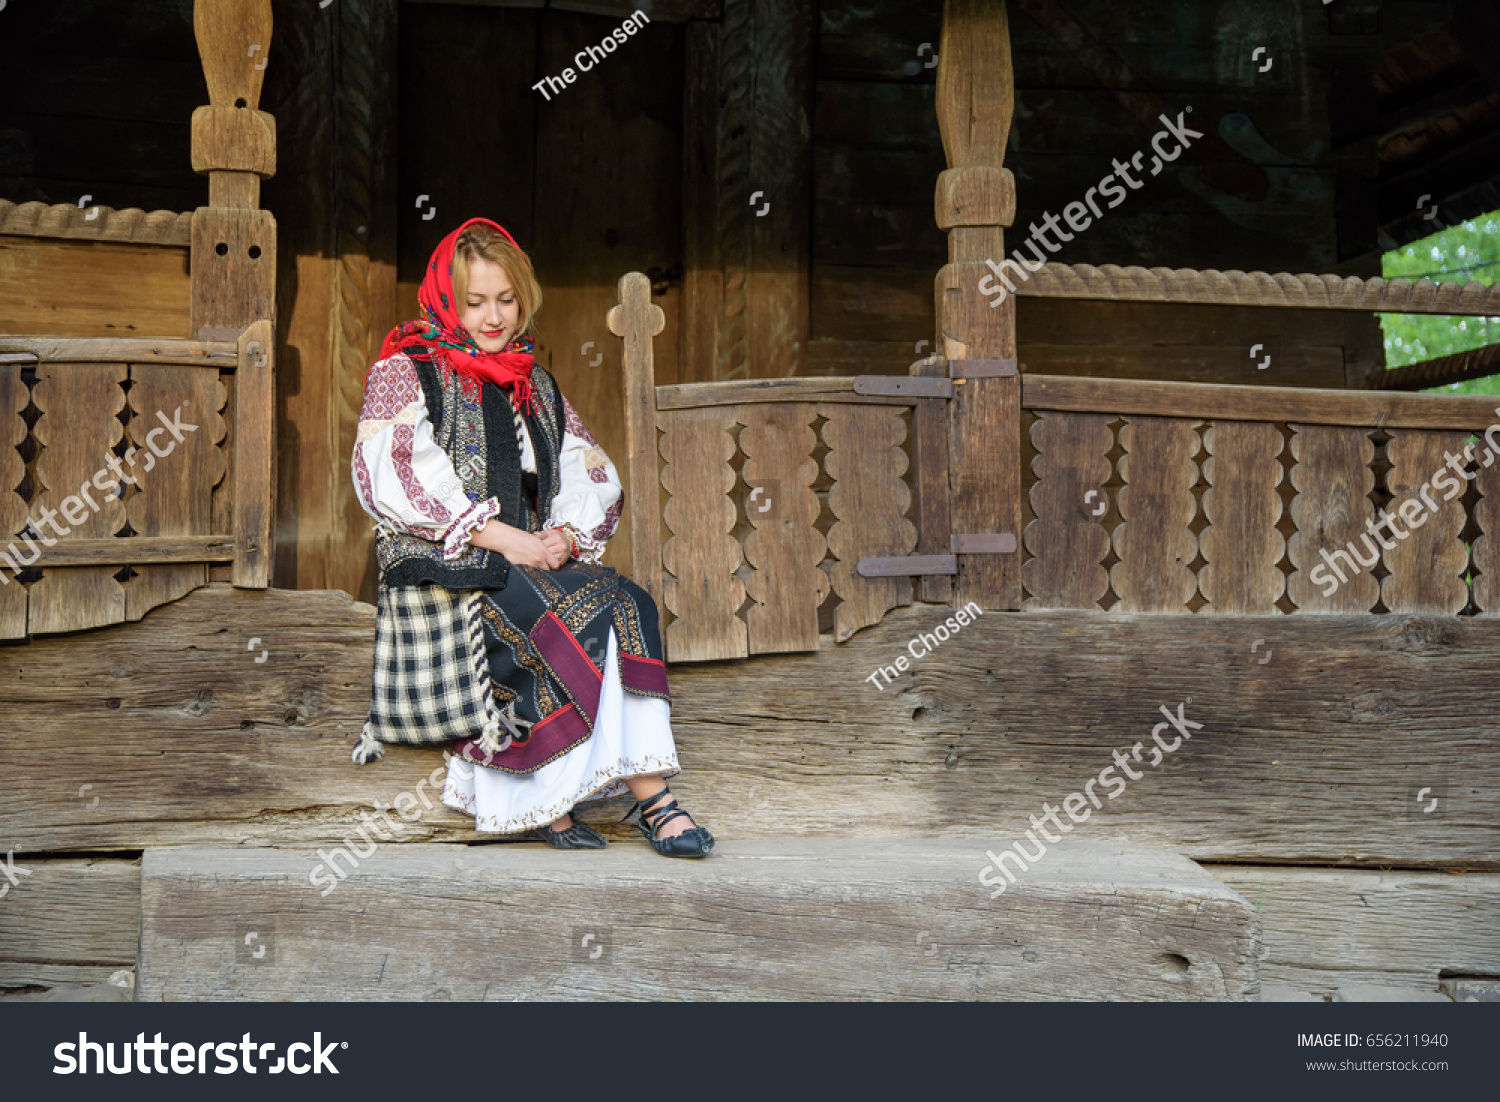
[376,357,567,591]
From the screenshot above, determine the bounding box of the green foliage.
[1379,213,1500,395]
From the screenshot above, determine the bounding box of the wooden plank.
[0,336,235,366]
[0,200,193,246]
[0,858,141,992]
[682,19,722,385]
[1286,426,1380,614]
[26,537,237,567]
[232,319,274,588]
[1111,417,1201,614]
[1016,262,1500,316]
[1022,412,1113,610]
[608,274,667,606]
[136,841,1258,1001]
[1372,340,1500,391]
[659,377,916,410]
[819,403,916,641]
[1210,867,1500,1002]
[124,363,226,620]
[0,361,29,640]
[910,358,952,604]
[26,363,130,634]
[188,207,277,333]
[1473,450,1500,616]
[2,586,1499,868]
[1023,374,1500,431]
[1380,430,1470,615]
[0,239,191,340]
[194,0,272,113]
[1198,422,1286,615]
[659,407,747,662]
[740,403,827,653]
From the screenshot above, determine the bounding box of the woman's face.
[459,257,521,353]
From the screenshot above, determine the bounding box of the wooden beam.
[26,537,237,568]
[0,240,191,341]
[0,337,236,367]
[3,586,1497,871]
[657,376,919,410]
[135,841,1258,1001]
[0,201,193,247]
[1372,341,1500,391]
[0,859,140,991]
[1015,262,1500,316]
[1022,373,1500,430]
[1210,867,1500,1002]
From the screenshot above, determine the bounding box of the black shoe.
[529,817,608,849]
[623,786,714,858]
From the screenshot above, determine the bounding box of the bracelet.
[553,523,581,560]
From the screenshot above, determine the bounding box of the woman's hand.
[538,528,573,568]
[471,520,565,570]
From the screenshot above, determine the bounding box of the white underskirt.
[441,627,680,833]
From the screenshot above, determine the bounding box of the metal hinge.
[856,532,1017,577]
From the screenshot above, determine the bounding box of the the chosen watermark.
[866,602,984,690]
[1309,411,1500,598]
[977,701,1203,897]
[533,10,652,101]
[978,109,1204,307]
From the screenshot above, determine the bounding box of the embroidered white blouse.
[352,353,622,564]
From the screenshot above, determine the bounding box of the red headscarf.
[377,217,538,415]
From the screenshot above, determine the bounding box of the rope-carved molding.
[0,200,192,247]
[1015,262,1500,317]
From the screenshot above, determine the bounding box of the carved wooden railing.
[1019,376,1500,615]
[0,326,274,639]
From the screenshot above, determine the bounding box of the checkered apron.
[351,585,498,762]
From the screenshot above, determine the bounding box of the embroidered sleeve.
[353,354,501,561]
[544,394,622,564]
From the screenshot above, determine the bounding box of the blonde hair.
[451,224,543,336]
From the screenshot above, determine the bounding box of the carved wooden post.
[935,0,1021,609]
[191,0,277,586]
[608,272,667,606]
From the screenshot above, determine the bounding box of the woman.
[348,216,712,858]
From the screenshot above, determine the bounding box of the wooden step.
[4,586,1497,871]
[136,840,1260,1001]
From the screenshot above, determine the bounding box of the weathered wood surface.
[1022,412,1113,610]
[740,403,827,653]
[27,363,130,635]
[909,357,951,604]
[0,240,192,340]
[1473,454,1500,615]
[1286,426,1380,614]
[0,362,29,639]
[1023,374,1500,432]
[1111,417,1201,613]
[659,376,917,410]
[0,858,141,990]
[609,273,667,606]
[1380,430,1470,615]
[4,586,1499,869]
[0,337,235,366]
[820,403,916,641]
[1198,423,1285,615]
[659,408,747,662]
[1016,263,1500,317]
[232,319,274,588]
[0,201,193,246]
[136,841,1259,1001]
[1210,867,1500,1002]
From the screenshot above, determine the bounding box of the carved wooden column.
[191,0,278,586]
[935,0,1020,609]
